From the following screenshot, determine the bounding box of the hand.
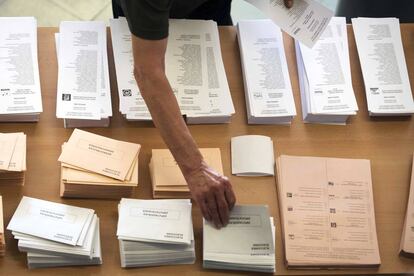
[185,161,236,229]
[284,0,293,8]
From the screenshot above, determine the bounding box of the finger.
[284,0,293,8]
[207,194,222,229]
[215,191,230,226]
[199,199,212,222]
[221,177,236,210]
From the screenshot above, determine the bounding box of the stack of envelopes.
[58,129,140,199]
[7,196,102,268]
[117,199,195,267]
[0,196,5,256]
[0,132,26,186]
[203,205,276,273]
[150,148,223,199]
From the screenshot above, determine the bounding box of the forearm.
[134,55,203,176]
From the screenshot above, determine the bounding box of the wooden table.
[0,24,413,275]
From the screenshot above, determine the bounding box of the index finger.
[284,0,293,8]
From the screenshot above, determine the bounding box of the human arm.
[131,35,236,228]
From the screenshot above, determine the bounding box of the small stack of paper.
[7,197,102,268]
[400,154,414,258]
[231,135,274,176]
[117,198,195,267]
[55,21,112,128]
[203,205,276,273]
[0,196,5,256]
[276,155,381,268]
[0,132,26,186]
[237,19,296,124]
[352,17,414,116]
[295,17,358,124]
[58,129,140,199]
[0,17,42,122]
[110,18,235,124]
[150,148,223,198]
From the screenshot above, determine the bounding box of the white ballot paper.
[56,21,112,122]
[110,18,235,123]
[7,196,95,246]
[246,0,334,48]
[352,17,414,116]
[237,19,296,124]
[117,198,193,245]
[203,205,275,273]
[0,17,43,121]
[296,17,358,124]
[231,135,275,176]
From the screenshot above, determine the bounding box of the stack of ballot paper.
[237,19,296,124]
[295,17,358,124]
[117,198,195,267]
[203,205,276,273]
[7,197,102,268]
[0,132,26,186]
[0,17,42,122]
[231,135,274,176]
[58,129,140,199]
[276,155,381,268]
[110,18,235,124]
[150,148,223,199]
[55,21,112,128]
[0,196,5,256]
[400,154,414,258]
[352,17,414,116]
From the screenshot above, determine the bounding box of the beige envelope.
[7,133,26,172]
[58,129,140,181]
[0,133,18,171]
[400,154,414,256]
[150,148,223,188]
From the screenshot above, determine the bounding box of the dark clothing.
[336,0,414,23]
[112,0,233,40]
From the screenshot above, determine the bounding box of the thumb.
[284,0,293,8]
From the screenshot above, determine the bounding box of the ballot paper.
[276,155,381,268]
[117,199,193,245]
[110,18,235,124]
[352,17,414,116]
[58,129,140,181]
[231,135,274,176]
[296,17,358,124]
[400,154,414,258]
[118,198,195,267]
[7,197,95,246]
[0,132,26,186]
[0,17,43,122]
[203,205,275,273]
[246,0,333,48]
[150,148,223,199]
[56,21,112,126]
[237,19,296,124]
[0,196,5,256]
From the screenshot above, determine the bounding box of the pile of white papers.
[7,197,102,269]
[296,17,358,124]
[55,21,112,128]
[237,19,296,124]
[203,205,275,273]
[110,18,235,124]
[231,135,274,176]
[0,17,42,122]
[352,17,414,116]
[117,198,195,267]
[58,129,140,199]
[0,132,26,186]
[245,0,334,48]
